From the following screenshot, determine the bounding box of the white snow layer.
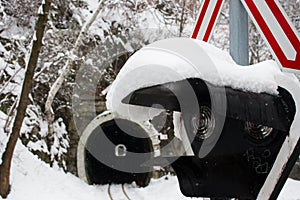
[106,38,283,121]
[0,141,299,200]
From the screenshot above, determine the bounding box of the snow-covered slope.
[1,141,299,200]
[5,142,101,200]
[1,142,190,200]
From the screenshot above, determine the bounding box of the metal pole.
[229,0,249,66]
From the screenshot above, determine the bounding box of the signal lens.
[191,106,215,140]
[245,122,273,140]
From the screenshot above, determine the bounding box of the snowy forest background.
[0,0,300,199]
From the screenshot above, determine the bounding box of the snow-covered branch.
[44,0,104,149]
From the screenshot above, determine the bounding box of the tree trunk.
[0,1,52,198]
[179,0,186,37]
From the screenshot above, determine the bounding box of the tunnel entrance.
[79,115,153,187]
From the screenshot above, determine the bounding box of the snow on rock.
[106,38,283,121]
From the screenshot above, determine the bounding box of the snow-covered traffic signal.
[123,77,298,199]
[106,38,300,199]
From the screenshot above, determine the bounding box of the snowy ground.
[0,141,299,200]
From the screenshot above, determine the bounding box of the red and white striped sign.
[192,0,300,72]
[191,0,225,42]
[241,0,300,72]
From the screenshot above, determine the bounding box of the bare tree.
[0,0,52,198]
[156,0,200,37]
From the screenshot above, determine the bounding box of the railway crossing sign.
[192,0,225,41]
[192,0,300,73]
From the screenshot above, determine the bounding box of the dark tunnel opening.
[84,118,153,187]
